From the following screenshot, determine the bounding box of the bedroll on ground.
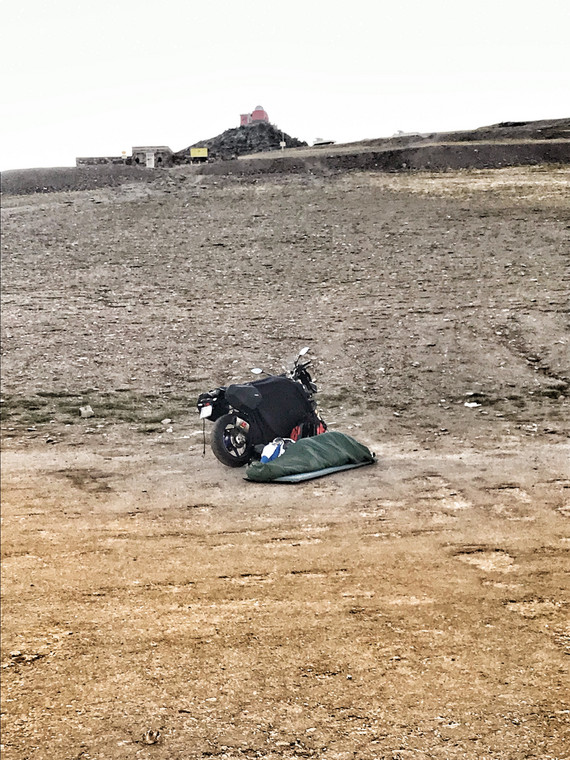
[245,431,376,483]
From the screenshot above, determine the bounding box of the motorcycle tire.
[210,413,253,467]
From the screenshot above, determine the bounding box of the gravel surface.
[1,166,569,760]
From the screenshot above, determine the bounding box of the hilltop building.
[240,105,269,127]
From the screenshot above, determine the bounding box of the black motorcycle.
[197,347,327,467]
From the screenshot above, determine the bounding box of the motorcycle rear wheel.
[210,413,253,467]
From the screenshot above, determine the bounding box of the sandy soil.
[1,166,569,759]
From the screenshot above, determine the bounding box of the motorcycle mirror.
[299,346,310,356]
[251,368,263,375]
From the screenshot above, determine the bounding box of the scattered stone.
[9,651,43,664]
[80,405,95,418]
[141,730,161,745]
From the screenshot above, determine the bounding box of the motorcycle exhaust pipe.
[234,417,250,433]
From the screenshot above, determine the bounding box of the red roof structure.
[251,105,269,122]
[240,105,269,126]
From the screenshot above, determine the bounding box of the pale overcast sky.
[1,0,568,171]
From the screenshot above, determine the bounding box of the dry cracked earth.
[1,165,569,759]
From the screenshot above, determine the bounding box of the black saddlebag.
[244,376,316,445]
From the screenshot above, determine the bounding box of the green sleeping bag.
[245,431,376,483]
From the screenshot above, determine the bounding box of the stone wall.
[76,156,129,167]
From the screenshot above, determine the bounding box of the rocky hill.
[174,121,307,162]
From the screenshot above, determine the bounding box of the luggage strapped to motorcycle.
[243,375,318,445]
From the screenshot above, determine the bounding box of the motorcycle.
[197,347,327,467]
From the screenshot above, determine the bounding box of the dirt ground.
[1,166,569,760]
